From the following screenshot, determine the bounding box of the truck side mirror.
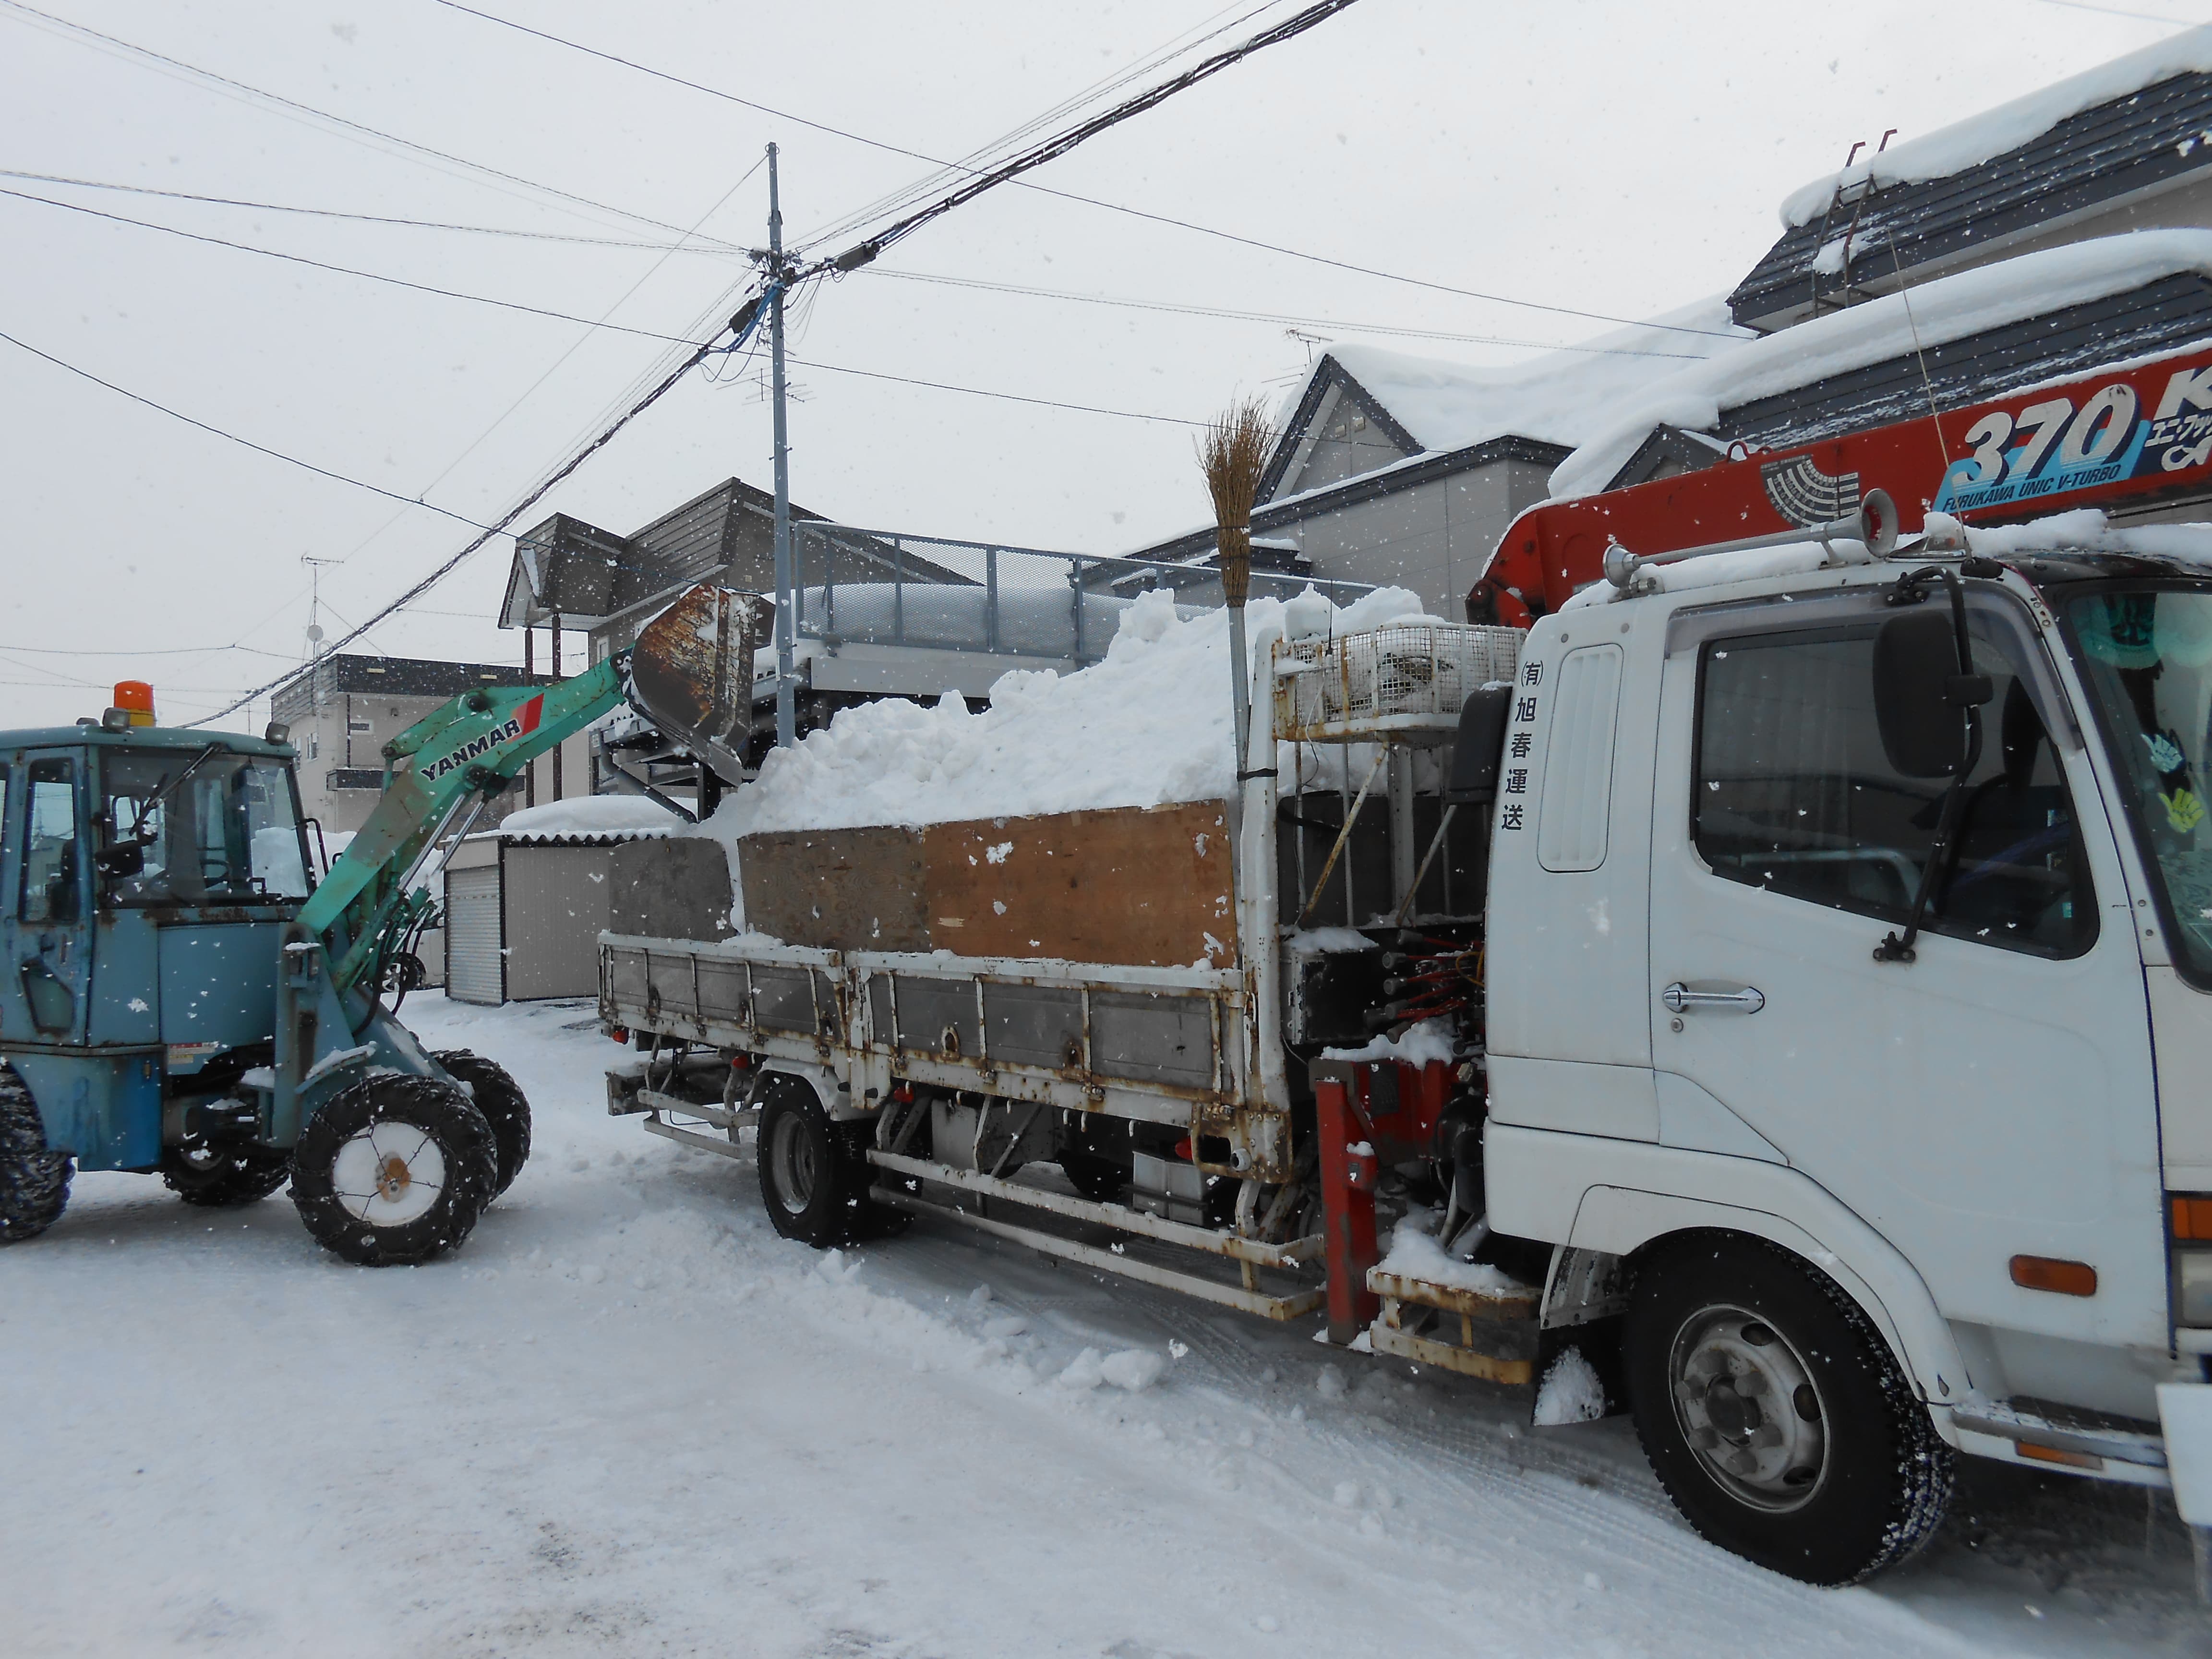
[1872,608,1986,778]
[1446,685,1514,804]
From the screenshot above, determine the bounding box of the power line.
[784,355,1207,426]
[0,168,725,251]
[0,0,746,252]
[435,0,1737,340]
[859,267,1709,358]
[0,185,711,345]
[0,325,513,533]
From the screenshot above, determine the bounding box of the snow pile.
[1057,1346,1168,1393]
[1534,1347,1609,1427]
[1549,230,2212,502]
[1321,1017,1459,1068]
[1935,506,2212,562]
[697,583,1434,839]
[1779,27,2212,226]
[496,794,678,841]
[1376,1220,1530,1298]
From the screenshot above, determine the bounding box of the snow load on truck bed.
[696,583,1434,846]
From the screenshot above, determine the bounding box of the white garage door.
[444,865,504,1005]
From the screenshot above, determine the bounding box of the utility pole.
[768,143,797,749]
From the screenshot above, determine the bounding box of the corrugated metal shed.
[1732,70,2212,332]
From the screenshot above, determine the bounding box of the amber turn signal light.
[2009,1255,2098,1297]
[2173,1195,2212,1240]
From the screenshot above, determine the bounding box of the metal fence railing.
[789,522,1374,667]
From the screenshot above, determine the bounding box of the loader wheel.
[757,1078,876,1248]
[0,1063,70,1243]
[290,1075,498,1266]
[1624,1235,1953,1585]
[160,1142,290,1207]
[431,1049,531,1198]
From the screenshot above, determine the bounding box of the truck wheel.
[1624,1236,1953,1584]
[290,1075,498,1266]
[0,1063,70,1243]
[160,1142,290,1207]
[757,1079,872,1248]
[432,1049,531,1198]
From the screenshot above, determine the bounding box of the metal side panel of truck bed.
[599,933,1258,1139]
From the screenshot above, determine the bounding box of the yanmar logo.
[421,694,544,785]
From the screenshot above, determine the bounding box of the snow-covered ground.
[5,996,2208,1657]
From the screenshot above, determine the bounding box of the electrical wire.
[434,1,1738,340]
[858,267,1710,359]
[0,185,712,345]
[784,355,1208,426]
[0,0,747,252]
[0,313,752,723]
[0,168,726,251]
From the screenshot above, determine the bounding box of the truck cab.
[0,722,311,1175]
[1482,534,2212,1572]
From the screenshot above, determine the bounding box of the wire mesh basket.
[1271,623,1523,744]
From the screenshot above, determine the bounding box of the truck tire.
[1623,1235,1953,1584]
[290,1074,498,1266]
[0,1064,70,1243]
[431,1049,531,1198]
[757,1078,873,1248]
[1056,1149,1129,1203]
[160,1142,291,1207]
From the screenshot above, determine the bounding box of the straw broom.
[1199,397,1275,901]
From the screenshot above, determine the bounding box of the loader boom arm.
[299,659,629,993]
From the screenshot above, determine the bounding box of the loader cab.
[0,721,311,1169]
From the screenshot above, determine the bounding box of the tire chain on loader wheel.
[160,1141,291,1207]
[0,1062,70,1243]
[1623,1233,1955,1585]
[290,1074,499,1265]
[430,1049,532,1198]
[756,1077,896,1248]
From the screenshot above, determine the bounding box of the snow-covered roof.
[1779,26,2212,228]
[1280,297,1745,459]
[1551,228,2212,501]
[493,794,679,844]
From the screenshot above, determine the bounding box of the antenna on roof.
[1885,232,1954,496]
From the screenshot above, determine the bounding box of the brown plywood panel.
[922,802,1234,968]
[739,826,928,950]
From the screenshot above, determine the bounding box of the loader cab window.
[20,758,81,926]
[101,752,311,907]
[1692,622,2093,957]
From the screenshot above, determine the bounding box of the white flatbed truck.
[600,513,2212,1587]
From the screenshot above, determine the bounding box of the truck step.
[1363,1266,1541,1388]
[868,1149,1322,1270]
[639,1116,748,1160]
[873,1185,1326,1322]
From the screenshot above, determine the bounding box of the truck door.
[0,751,91,1046]
[1646,593,2167,1356]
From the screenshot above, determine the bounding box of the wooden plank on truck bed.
[738,825,930,950]
[922,802,1235,968]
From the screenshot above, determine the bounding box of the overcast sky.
[0,0,2192,732]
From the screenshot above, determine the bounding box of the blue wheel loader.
[0,585,758,1263]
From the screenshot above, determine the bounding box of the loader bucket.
[627,584,772,784]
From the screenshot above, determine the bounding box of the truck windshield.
[102,752,311,907]
[2065,585,2212,984]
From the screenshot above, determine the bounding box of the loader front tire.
[291,1075,497,1266]
[431,1049,531,1198]
[757,1077,875,1248]
[1624,1234,1953,1585]
[0,1063,70,1243]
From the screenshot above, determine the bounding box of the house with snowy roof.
[1129,308,1745,619]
